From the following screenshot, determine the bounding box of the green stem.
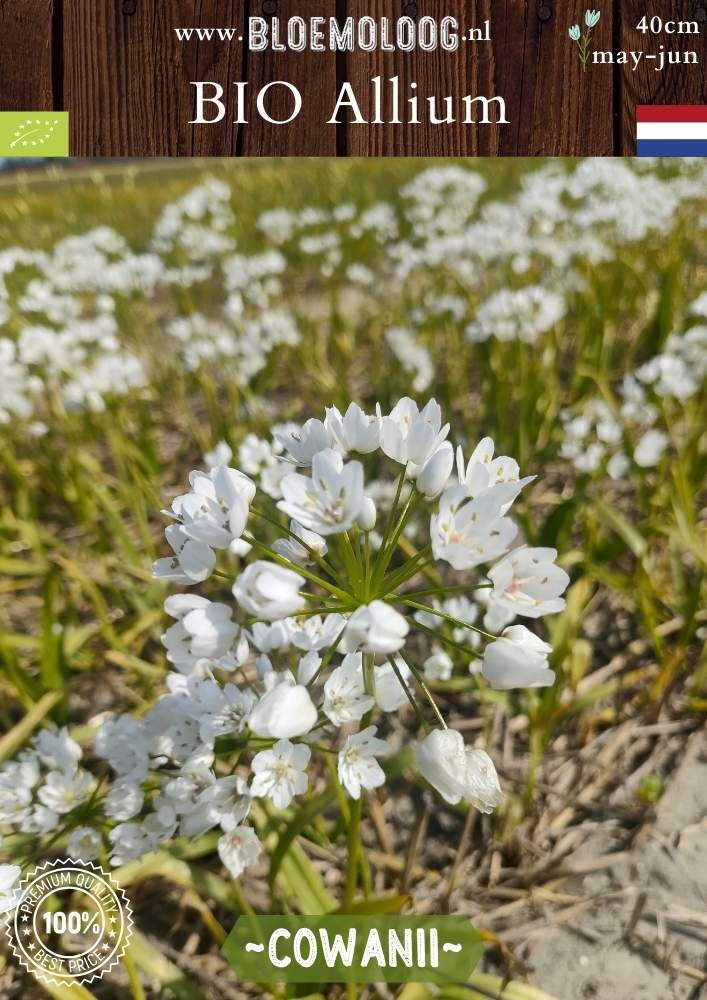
[415,620,483,660]
[402,581,493,600]
[400,598,498,641]
[343,652,375,908]
[250,506,337,577]
[243,532,351,602]
[387,657,429,732]
[396,648,448,730]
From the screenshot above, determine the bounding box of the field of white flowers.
[0,158,705,1000]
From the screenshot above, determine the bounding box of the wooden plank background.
[0,0,706,155]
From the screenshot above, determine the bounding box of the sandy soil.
[521,729,707,999]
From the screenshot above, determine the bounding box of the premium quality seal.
[4,858,133,987]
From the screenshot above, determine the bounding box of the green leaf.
[277,841,336,915]
[332,893,411,915]
[0,690,62,764]
[269,788,336,886]
[594,499,647,558]
[128,930,208,1000]
[40,566,64,692]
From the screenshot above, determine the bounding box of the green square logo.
[0,112,69,156]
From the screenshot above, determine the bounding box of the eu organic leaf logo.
[569,9,601,71]
[10,117,59,150]
[0,112,69,156]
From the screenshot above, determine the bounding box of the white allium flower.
[0,865,22,914]
[218,825,262,879]
[248,679,318,739]
[633,429,668,468]
[456,439,535,506]
[204,441,233,468]
[163,598,239,668]
[379,397,449,473]
[488,547,569,618]
[417,444,454,498]
[325,402,380,453]
[37,769,93,814]
[423,648,453,681]
[291,613,347,652]
[272,520,328,564]
[95,716,150,782]
[464,749,504,814]
[233,561,306,620]
[250,739,310,808]
[324,655,375,725]
[105,782,144,821]
[431,488,518,570]
[482,625,554,689]
[189,680,256,742]
[374,658,412,712]
[416,729,503,812]
[170,466,255,549]
[34,727,82,772]
[278,449,365,535]
[67,826,102,860]
[276,418,336,465]
[345,601,409,655]
[297,650,321,685]
[152,524,216,584]
[338,726,389,798]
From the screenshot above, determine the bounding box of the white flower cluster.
[3,160,705,433]
[111,400,571,876]
[560,322,707,480]
[0,399,570,882]
[0,726,99,859]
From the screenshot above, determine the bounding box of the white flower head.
[152,524,215,584]
[324,654,375,725]
[325,402,380,454]
[278,449,365,536]
[431,487,518,570]
[218,825,262,878]
[416,729,503,813]
[488,546,569,618]
[234,560,306,620]
[248,678,318,739]
[250,739,311,809]
[380,397,449,473]
[276,418,336,465]
[170,466,255,549]
[482,625,554,689]
[423,647,453,681]
[67,826,102,860]
[338,726,389,798]
[272,520,328,564]
[0,865,22,914]
[345,601,409,656]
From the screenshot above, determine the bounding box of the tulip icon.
[569,9,601,70]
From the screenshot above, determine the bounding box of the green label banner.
[0,113,69,156]
[223,915,482,984]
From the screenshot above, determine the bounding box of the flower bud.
[417,444,454,498]
[482,625,554,689]
[248,682,317,739]
[358,496,377,531]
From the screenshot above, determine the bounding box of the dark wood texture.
[240,0,338,155]
[63,0,245,155]
[0,0,55,111]
[0,1,705,155]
